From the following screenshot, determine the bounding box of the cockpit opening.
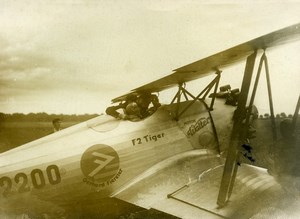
[105,92,161,122]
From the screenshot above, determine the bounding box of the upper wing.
[112,149,299,218]
[112,23,300,103]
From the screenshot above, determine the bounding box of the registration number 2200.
[0,165,61,197]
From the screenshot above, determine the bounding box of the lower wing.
[113,149,300,219]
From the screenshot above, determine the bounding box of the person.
[106,103,127,119]
[52,118,62,132]
[106,93,139,120]
[125,102,143,121]
[136,92,161,118]
[106,92,161,121]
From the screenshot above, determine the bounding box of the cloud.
[0,38,59,94]
[0,1,300,114]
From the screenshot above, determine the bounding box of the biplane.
[1,23,300,219]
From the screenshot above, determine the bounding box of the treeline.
[0,112,100,122]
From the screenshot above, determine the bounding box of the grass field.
[0,121,78,153]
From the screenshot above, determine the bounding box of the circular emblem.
[198,131,214,148]
[81,144,120,184]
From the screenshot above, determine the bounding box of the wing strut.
[291,95,300,134]
[217,52,257,207]
[247,52,277,141]
[217,51,278,206]
[264,55,277,141]
[170,71,222,120]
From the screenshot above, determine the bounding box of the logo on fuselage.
[81,144,122,188]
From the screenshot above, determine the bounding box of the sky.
[0,0,300,115]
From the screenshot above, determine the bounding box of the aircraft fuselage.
[0,100,230,213]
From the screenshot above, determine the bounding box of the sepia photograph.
[0,1,300,218]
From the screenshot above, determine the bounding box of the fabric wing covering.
[112,23,300,103]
